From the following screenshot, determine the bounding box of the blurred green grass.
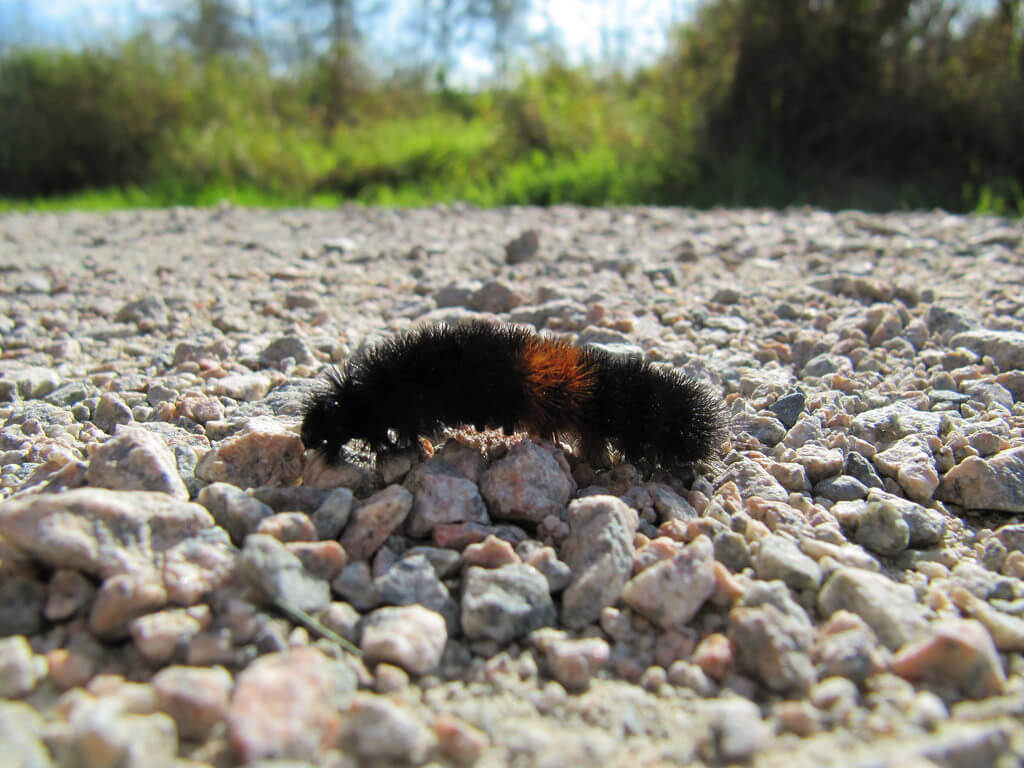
[1,1,1021,214]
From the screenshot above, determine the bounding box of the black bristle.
[300,321,727,468]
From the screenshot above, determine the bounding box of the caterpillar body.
[301,321,727,467]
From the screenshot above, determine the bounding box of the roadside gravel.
[1,204,1023,767]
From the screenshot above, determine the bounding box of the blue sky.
[0,0,692,78]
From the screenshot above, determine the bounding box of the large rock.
[0,489,234,607]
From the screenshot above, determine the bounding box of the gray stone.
[559,495,637,629]
[0,576,46,637]
[754,534,822,590]
[405,458,489,537]
[734,413,787,445]
[729,581,815,693]
[769,391,805,430]
[0,489,234,607]
[851,401,944,444]
[479,441,573,525]
[814,475,869,501]
[855,497,911,556]
[867,488,947,548]
[722,458,790,503]
[949,329,1024,371]
[348,694,435,763]
[927,305,977,339]
[260,335,316,367]
[331,561,381,611]
[802,353,853,377]
[461,564,556,644]
[844,451,885,490]
[713,530,751,572]
[818,567,928,649]
[936,446,1024,513]
[622,536,716,629]
[238,533,331,614]
[197,482,275,545]
[341,485,413,561]
[86,426,189,499]
[375,554,459,633]
[504,229,540,264]
[311,488,353,540]
[92,392,133,433]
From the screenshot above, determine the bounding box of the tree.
[174,0,249,60]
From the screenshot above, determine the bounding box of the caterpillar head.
[301,369,352,464]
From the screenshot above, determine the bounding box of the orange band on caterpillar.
[301,321,726,466]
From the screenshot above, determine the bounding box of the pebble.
[310,487,354,540]
[348,694,435,763]
[530,630,610,691]
[794,445,844,484]
[851,401,944,444]
[729,581,816,693]
[256,511,318,542]
[855,496,911,556]
[891,619,1005,699]
[560,495,637,628]
[950,587,1024,651]
[479,441,574,524]
[708,698,772,762]
[45,568,96,622]
[949,329,1024,371]
[130,609,204,663]
[716,457,789,502]
[463,534,520,568]
[227,647,353,761]
[374,553,459,632]
[461,564,556,644]
[0,635,47,698]
[873,434,940,503]
[622,535,716,629]
[197,482,275,545]
[285,540,348,580]
[405,457,490,536]
[812,611,887,683]
[85,426,189,499]
[360,605,447,675]
[935,446,1024,513]
[692,632,732,682]
[754,534,823,591]
[237,533,331,614]
[152,665,232,741]
[433,713,490,765]
[0,700,50,768]
[769,390,806,429]
[340,484,413,561]
[818,567,928,649]
[195,416,304,487]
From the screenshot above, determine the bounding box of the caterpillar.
[301,321,727,467]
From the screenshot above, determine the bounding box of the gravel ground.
[0,204,1023,768]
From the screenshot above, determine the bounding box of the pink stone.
[228,647,344,761]
[340,485,412,561]
[285,540,348,581]
[463,535,520,568]
[890,618,1005,699]
[256,512,317,542]
[693,632,733,681]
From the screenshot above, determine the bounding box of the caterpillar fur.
[301,321,727,468]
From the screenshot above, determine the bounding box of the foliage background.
[1,0,1021,213]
